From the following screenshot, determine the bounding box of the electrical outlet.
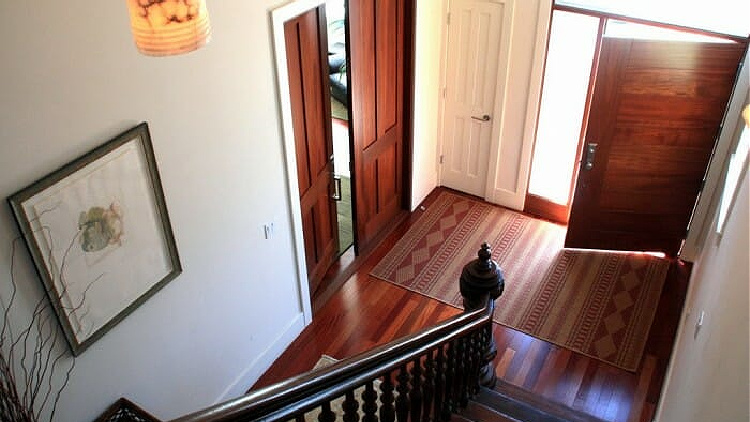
[263,223,274,240]
[697,310,705,328]
[693,310,706,339]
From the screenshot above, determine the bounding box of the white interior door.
[439,0,505,197]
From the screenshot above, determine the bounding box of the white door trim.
[438,0,509,197]
[485,0,552,210]
[483,0,517,203]
[437,0,514,199]
[437,0,553,210]
[435,0,451,187]
[271,0,328,326]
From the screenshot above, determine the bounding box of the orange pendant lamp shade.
[126,0,211,56]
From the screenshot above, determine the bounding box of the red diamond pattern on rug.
[371,191,669,371]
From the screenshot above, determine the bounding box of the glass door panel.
[528,10,600,206]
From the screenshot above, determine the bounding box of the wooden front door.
[565,37,745,255]
[284,6,339,295]
[348,0,410,250]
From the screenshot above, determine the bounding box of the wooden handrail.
[174,300,494,422]
[173,243,505,422]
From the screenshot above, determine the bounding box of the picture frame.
[8,122,181,355]
[94,398,160,422]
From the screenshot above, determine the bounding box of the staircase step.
[458,399,520,422]
[463,383,608,422]
[451,415,478,422]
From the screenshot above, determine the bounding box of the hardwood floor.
[252,188,690,422]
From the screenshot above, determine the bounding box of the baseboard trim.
[488,187,524,211]
[213,312,305,403]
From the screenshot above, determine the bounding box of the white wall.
[655,172,749,420]
[410,0,445,209]
[0,1,308,421]
[681,56,749,262]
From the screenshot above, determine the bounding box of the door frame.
[272,0,416,323]
[272,0,329,325]
[523,9,605,224]
[523,3,748,258]
[436,0,515,200]
[436,0,552,211]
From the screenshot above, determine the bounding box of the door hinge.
[442,87,447,98]
[439,155,445,164]
[447,12,451,26]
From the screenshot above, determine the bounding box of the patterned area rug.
[371,192,669,371]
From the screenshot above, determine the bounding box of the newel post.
[459,243,505,388]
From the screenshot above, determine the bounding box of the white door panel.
[440,0,504,196]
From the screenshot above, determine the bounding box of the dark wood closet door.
[348,0,408,250]
[284,6,339,295]
[565,38,745,255]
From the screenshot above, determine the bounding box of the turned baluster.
[467,330,481,396]
[459,243,505,388]
[380,372,396,422]
[395,364,410,422]
[362,381,378,422]
[343,390,360,422]
[456,337,470,408]
[440,341,456,421]
[433,344,445,421]
[318,401,336,422]
[410,357,423,421]
[481,323,498,387]
[421,351,435,422]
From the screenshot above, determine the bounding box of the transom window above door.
[557,0,750,37]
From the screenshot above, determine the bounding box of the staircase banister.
[173,298,495,422]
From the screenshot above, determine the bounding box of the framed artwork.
[8,122,181,355]
[94,398,160,422]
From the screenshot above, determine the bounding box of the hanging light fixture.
[126,0,211,56]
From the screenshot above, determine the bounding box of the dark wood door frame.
[525,3,748,225]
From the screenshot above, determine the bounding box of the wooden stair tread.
[465,384,608,422]
[459,399,521,422]
[453,414,517,422]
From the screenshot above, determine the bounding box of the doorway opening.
[273,0,415,315]
[325,0,355,256]
[525,4,745,256]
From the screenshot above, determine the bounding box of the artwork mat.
[8,122,181,355]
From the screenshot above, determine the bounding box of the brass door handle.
[471,114,491,122]
[584,143,598,170]
[332,176,342,201]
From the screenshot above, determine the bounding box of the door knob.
[471,114,491,122]
[584,143,598,170]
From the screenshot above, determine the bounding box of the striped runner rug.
[371,191,669,371]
